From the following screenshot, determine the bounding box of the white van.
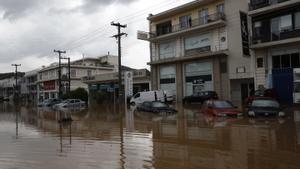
[130,90,173,105]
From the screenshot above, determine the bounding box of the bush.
[62,88,88,102]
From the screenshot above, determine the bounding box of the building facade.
[20,69,40,104]
[249,0,300,104]
[139,0,254,105]
[37,55,117,101]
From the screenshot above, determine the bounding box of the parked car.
[183,91,218,104]
[53,99,86,109]
[136,101,177,113]
[130,90,174,105]
[200,100,242,117]
[247,98,285,117]
[245,88,277,105]
[38,98,62,107]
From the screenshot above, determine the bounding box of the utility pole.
[61,57,71,93]
[54,50,66,99]
[111,22,127,103]
[11,64,21,101]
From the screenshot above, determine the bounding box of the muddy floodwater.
[1,103,300,169]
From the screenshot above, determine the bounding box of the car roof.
[253,97,276,101]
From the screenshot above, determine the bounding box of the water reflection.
[0,102,300,169]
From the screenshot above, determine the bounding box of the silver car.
[53,99,86,109]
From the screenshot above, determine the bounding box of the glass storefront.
[160,66,176,95]
[185,62,213,96]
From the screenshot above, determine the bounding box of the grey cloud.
[0,0,39,20]
[77,0,137,14]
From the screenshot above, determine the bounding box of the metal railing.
[252,28,300,44]
[249,0,289,10]
[150,12,225,38]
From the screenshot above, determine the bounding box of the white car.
[53,99,86,109]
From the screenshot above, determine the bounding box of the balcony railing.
[249,0,289,10]
[150,13,225,38]
[252,28,300,45]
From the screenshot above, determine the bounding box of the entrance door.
[272,68,293,105]
[241,83,254,102]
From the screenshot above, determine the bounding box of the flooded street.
[0,103,300,169]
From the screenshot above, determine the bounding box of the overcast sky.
[0,0,193,73]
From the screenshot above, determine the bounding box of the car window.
[134,93,140,98]
[251,100,280,108]
[213,101,234,109]
[75,100,80,103]
[152,102,168,108]
[143,102,151,107]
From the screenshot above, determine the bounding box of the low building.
[82,68,151,101]
[0,72,24,99]
[37,55,117,102]
[20,69,40,104]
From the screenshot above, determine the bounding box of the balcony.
[251,28,300,48]
[138,13,226,41]
[248,0,299,16]
[249,0,289,10]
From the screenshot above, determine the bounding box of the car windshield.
[213,101,233,109]
[251,100,280,108]
[62,100,70,104]
[152,102,168,108]
[254,90,264,96]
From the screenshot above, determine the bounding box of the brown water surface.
[0,103,300,169]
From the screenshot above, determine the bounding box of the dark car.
[183,91,218,104]
[200,100,242,117]
[247,98,285,117]
[136,101,177,113]
[38,98,62,107]
[245,88,278,105]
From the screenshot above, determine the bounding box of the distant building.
[138,0,254,105]
[82,68,151,102]
[0,72,24,99]
[20,69,40,104]
[37,55,117,101]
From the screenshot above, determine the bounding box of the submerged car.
[245,88,278,105]
[136,101,177,113]
[247,98,285,117]
[38,98,62,107]
[53,99,86,109]
[200,100,242,117]
[183,91,218,104]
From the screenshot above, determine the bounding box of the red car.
[200,100,242,117]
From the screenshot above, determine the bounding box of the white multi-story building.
[20,69,40,104]
[139,0,255,105]
[37,55,117,101]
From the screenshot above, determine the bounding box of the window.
[295,12,300,29]
[291,53,300,68]
[257,58,264,68]
[160,66,176,96]
[185,33,211,51]
[272,53,300,68]
[87,70,92,76]
[273,55,281,68]
[271,17,280,41]
[179,15,192,29]
[159,41,176,59]
[281,54,290,68]
[220,61,227,73]
[216,4,224,14]
[156,21,172,36]
[199,9,208,24]
[280,15,292,31]
[71,69,76,77]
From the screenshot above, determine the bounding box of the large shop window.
[160,66,176,95]
[185,62,213,96]
[295,12,300,29]
[272,53,300,69]
[159,42,176,59]
[185,33,211,52]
